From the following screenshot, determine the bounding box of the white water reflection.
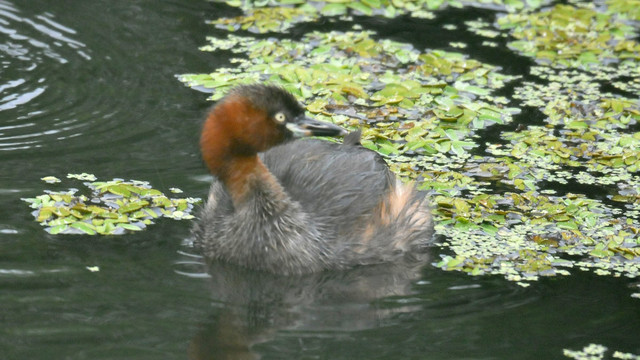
[0,0,90,64]
[0,0,90,115]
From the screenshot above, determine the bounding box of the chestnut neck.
[200,98,287,206]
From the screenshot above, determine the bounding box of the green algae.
[428,88,640,281]
[210,6,317,33]
[22,174,201,235]
[498,3,640,70]
[564,344,640,360]
[179,0,640,292]
[606,0,640,21]
[209,0,551,34]
[180,29,518,162]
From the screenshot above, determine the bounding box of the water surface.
[1,1,638,359]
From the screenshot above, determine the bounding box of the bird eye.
[274,112,286,124]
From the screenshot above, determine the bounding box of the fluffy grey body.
[194,137,433,275]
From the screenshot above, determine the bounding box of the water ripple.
[0,0,89,64]
[0,0,93,153]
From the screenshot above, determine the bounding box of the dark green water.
[1,1,638,359]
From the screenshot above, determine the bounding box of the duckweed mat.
[179,0,640,299]
[23,174,200,235]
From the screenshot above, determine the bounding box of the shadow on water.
[180,253,640,360]
[186,253,429,359]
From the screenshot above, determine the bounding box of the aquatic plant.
[23,174,200,235]
[178,0,640,287]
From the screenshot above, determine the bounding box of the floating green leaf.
[182,0,640,290]
[22,175,201,235]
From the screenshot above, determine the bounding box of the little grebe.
[194,84,433,275]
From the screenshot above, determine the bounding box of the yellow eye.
[274,112,286,124]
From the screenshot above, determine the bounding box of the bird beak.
[286,115,348,138]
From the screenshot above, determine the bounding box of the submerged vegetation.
[180,0,640,294]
